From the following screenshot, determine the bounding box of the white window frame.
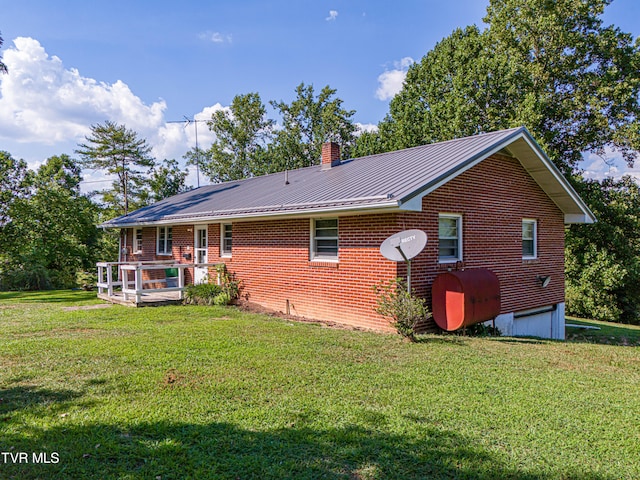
[221,223,232,257]
[134,227,143,254]
[438,214,463,263]
[156,226,173,256]
[522,219,537,259]
[310,218,339,261]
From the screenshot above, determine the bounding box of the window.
[311,218,338,260]
[157,226,172,255]
[221,223,232,256]
[438,214,462,262]
[522,219,537,259]
[134,228,143,253]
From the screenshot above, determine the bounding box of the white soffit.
[506,135,595,224]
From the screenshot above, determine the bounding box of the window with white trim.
[438,214,462,262]
[221,223,232,257]
[522,219,537,259]
[311,218,338,260]
[157,226,173,255]
[134,228,143,253]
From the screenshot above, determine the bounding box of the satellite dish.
[380,229,427,262]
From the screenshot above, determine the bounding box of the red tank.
[431,269,501,331]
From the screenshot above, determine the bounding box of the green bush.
[183,283,223,306]
[49,269,77,290]
[0,263,52,291]
[455,322,501,337]
[374,278,431,341]
[183,265,241,307]
[213,291,231,306]
[76,270,98,291]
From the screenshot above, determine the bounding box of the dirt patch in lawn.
[62,304,113,312]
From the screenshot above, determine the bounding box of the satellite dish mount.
[379,230,428,293]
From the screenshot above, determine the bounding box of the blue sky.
[1,0,639,188]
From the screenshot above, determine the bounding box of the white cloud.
[355,122,378,135]
[375,56,414,101]
[0,37,167,146]
[0,36,236,190]
[326,10,338,21]
[152,104,227,161]
[580,147,640,182]
[198,31,233,44]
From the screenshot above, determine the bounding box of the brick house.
[101,127,594,339]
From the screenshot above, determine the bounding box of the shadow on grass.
[487,337,550,345]
[0,290,97,304]
[0,386,84,417]
[414,334,469,346]
[1,419,615,480]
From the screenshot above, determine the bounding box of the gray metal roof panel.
[103,127,585,227]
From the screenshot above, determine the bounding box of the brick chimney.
[321,142,341,170]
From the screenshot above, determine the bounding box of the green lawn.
[1,291,639,479]
[566,316,640,346]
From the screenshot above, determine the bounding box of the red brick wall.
[206,216,400,331]
[396,153,565,316]
[118,153,566,331]
[121,225,194,285]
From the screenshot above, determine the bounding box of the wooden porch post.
[135,265,142,304]
[122,267,129,301]
[98,265,104,295]
[106,264,113,297]
[178,266,185,300]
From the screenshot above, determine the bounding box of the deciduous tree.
[365,0,640,323]
[143,159,189,202]
[196,93,273,183]
[375,0,640,174]
[270,83,357,170]
[1,155,100,290]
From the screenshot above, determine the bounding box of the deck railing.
[97,261,220,304]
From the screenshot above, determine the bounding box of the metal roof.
[101,127,595,227]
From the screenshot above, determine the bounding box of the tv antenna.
[168,116,209,188]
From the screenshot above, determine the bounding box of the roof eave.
[99,200,401,228]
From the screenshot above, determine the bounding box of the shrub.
[374,278,431,341]
[213,292,231,306]
[76,270,98,291]
[0,263,52,291]
[457,322,502,337]
[49,269,77,290]
[216,264,241,303]
[183,283,223,306]
[184,265,241,307]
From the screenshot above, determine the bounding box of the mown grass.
[566,316,640,346]
[0,290,639,479]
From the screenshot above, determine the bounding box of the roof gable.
[102,127,595,227]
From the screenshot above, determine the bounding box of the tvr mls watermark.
[1,452,60,464]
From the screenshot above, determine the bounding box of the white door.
[194,225,208,284]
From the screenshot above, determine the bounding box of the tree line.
[2,0,640,324]
[0,83,356,290]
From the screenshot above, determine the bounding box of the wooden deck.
[97,290,183,307]
[97,261,222,307]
